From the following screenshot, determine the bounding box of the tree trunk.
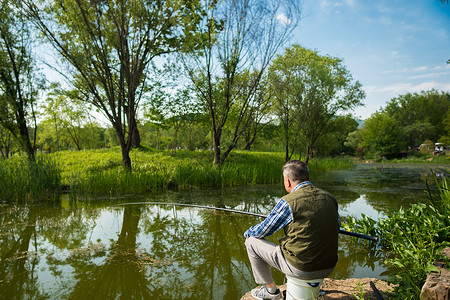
[305,145,312,164]
[131,126,140,148]
[121,143,132,171]
[54,115,59,152]
[114,123,132,172]
[17,110,34,161]
[171,129,178,156]
[244,130,254,150]
[284,126,290,162]
[213,134,221,166]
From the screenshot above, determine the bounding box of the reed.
[0,155,61,203]
[51,148,356,197]
[308,156,355,175]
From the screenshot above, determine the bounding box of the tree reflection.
[0,205,46,299]
[66,206,164,299]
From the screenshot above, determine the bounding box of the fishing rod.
[115,201,378,242]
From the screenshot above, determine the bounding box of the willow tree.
[268,45,365,163]
[0,0,41,160]
[181,0,300,166]
[22,0,206,171]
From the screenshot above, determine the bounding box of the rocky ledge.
[420,247,450,300]
[240,278,394,300]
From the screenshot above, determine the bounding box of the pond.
[0,163,447,299]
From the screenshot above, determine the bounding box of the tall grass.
[0,155,61,203]
[53,148,355,197]
[342,171,450,299]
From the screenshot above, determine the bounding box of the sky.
[288,0,450,120]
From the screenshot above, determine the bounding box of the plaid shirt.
[244,181,312,238]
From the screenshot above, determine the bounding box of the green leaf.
[425,264,440,274]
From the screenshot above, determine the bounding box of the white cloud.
[412,66,428,72]
[406,72,448,80]
[276,13,291,25]
[381,64,450,77]
[344,0,355,7]
[366,81,450,95]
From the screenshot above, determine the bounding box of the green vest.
[280,185,339,272]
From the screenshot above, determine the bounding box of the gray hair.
[282,160,309,182]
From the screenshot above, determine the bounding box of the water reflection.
[0,164,447,299]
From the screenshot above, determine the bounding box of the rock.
[241,278,394,300]
[421,247,450,300]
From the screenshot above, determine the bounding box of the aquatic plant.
[54,148,355,197]
[0,155,61,203]
[343,171,450,299]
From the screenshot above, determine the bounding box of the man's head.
[282,160,309,193]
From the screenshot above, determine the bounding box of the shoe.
[251,285,281,300]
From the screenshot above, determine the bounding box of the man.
[244,160,339,300]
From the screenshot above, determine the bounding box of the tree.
[0,0,42,160]
[182,0,300,166]
[0,125,14,158]
[231,72,272,151]
[383,90,449,147]
[316,115,359,156]
[22,0,207,171]
[40,85,101,151]
[268,45,365,163]
[441,109,450,145]
[402,121,436,148]
[344,130,363,157]
[360,112,405,157]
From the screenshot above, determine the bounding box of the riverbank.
[48,148,355,197]
[241,278,394,300]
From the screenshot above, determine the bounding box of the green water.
[0,164,447,299]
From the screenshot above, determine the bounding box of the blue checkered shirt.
[244,181,312,238]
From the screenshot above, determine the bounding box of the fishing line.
[114,201,378,242]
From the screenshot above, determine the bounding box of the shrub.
[419,139,434,154]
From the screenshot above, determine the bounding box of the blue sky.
[288,0,450,120]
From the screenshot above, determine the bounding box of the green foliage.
[345,130,362,153]
[268,44,365,163]
[0,155,61,202]
[343,173,450,299]
[403,121,436,147]
[352,281,366,300]
[0,0,42,160]
[354,90,449,159]
[420,139,435,154]
[384,90,449,139]
[360,112,405,157]
[316,116,359,156]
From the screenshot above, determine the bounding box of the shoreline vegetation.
[343,173,449,299]
[0,146,448,203]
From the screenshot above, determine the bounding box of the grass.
[49,147,356,197]
[0,155,61,203]
[367,151,450,164]
[0,147,356,201]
